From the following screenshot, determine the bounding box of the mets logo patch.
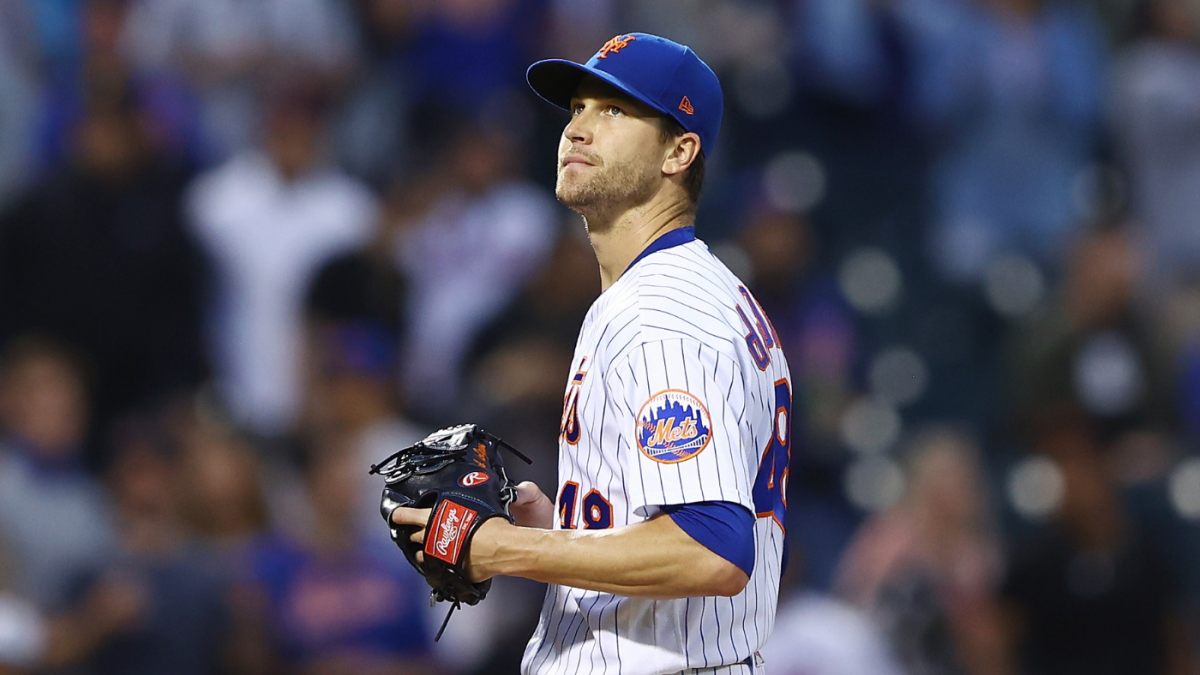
[636,390,713,463]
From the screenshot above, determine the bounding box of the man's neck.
[584,192,694,290]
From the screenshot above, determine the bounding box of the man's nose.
[564,110,593,145]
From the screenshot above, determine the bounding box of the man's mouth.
[561,153,597,168]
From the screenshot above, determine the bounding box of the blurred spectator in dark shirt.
[467,228,595,421]
[302,320,426,549]
[0,336,116,611]
[395,116,557,422]
[1001,412,1193,675]
[69,417,229,675]
[836,428,1008,675]
[0,77,207,460]
[1007,227,1175,438]
[304,193,410,416]
[306,216,407,347]
[166,407,291,675]
[235,437,437,675]
[350,0,416,64]
[173,411,270,563]
[1111,0,1200,290]
[187,84,379,440]
[302,179,427,503]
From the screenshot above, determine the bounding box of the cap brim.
[526,59,674,120]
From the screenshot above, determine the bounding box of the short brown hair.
[659,117,706,209]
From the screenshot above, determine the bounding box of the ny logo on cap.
[595,34,636,59]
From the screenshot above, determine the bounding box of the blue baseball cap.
[527,33,723,156]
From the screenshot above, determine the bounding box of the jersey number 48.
[752,379,791,533]
[737,286,791,532]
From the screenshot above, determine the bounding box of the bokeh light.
[837,248,902,315]
[1007,456,1066,520]
[1169,458,1200,520]
[844,456,906,512]
[984,254,1046,317]
[868,346,929,408]
[764,151,827,214]
[1071,332,1146,417]
[839,396,902,455]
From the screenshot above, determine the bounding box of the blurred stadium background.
[1,0,1200,673]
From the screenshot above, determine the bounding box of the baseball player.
[391,33,792,675]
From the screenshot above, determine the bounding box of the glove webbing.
[368,432,532,481]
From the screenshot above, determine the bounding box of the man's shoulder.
[628,239,733,287]
[625,243,744,341]
[584,240,753,374]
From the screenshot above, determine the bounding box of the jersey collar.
[625,226,696,273]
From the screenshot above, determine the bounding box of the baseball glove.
[369,424,530,639]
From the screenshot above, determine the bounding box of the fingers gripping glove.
[369,424,530,639]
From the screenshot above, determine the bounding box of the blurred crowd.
[1,0,1200,673]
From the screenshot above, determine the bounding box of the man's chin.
[555,183,601,211]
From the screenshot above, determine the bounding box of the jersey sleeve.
[603,338,755,517]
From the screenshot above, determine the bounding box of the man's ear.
[662,132,701,177]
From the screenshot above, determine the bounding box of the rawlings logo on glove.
[427,501,478,564]
[460,471,489,487]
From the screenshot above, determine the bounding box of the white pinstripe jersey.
[522,232,792,675]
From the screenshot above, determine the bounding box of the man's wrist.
[471,518,535,580]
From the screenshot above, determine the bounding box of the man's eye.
[607,105,624,116]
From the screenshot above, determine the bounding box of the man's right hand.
[511,481,554,529]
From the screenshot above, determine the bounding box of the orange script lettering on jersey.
[595,34,636,59]
[646,417,699,448]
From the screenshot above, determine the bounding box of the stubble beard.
[555,154,658,225]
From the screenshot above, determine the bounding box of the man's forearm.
[471,514,748,598]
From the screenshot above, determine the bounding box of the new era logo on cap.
[526,33,723,156]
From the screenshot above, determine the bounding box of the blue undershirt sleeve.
[663,501,755,578]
